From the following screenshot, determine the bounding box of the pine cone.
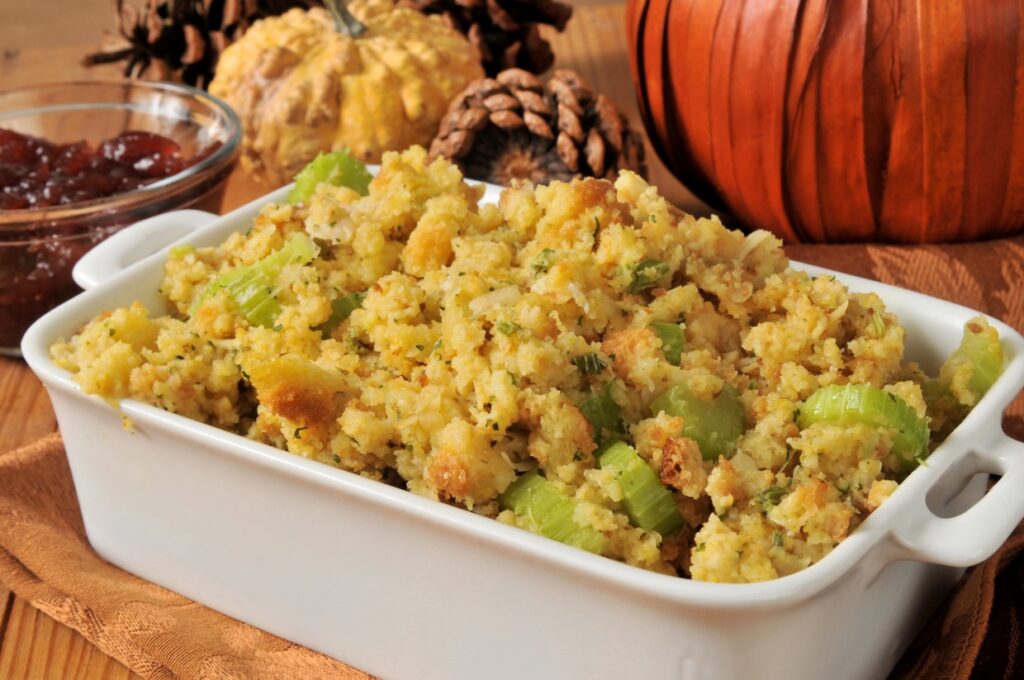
[430,68,646,186]
[402,0,571,76]
[84,0,319,88]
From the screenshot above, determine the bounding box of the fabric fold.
[0,434,368,680]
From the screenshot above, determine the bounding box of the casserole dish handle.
[891,432,1024,567]
[73,209,219,290]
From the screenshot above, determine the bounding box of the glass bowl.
[0,80,241,355]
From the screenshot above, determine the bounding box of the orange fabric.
[0,434,370,679]
[890,522,1024,680]
[1,237,1023,679]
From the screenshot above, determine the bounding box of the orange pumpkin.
[627,0,1024,243]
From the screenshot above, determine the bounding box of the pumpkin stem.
[324,0,367,37]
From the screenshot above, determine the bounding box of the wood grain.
[0,361,57,451]
[0,598,137,680]
[1,584,11,648]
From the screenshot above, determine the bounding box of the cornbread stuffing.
[51,146,998,582]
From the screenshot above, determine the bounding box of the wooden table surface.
[0,2,702,677]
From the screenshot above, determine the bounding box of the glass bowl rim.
[0,79,241,230]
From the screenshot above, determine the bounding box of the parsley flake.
[754,486,788,513]
[573,352,608,376]
[496,320,522,335]
[531,248,556,274]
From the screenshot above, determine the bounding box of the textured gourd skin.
[210,0,483,185]
[627,0,1024,244]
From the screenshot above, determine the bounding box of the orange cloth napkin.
[0,433,370,680]
[1,237,1023,680]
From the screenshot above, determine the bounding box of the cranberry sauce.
[0,128,225,353]
[0,128,220,210]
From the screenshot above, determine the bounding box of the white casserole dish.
[22,182,1024,680]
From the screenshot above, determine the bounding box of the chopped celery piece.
[257,231,319,275]
[921,378,967,441]
[650,321,684,365]
[651,384,745,460]
[213,267,279,328]
[168,243,194,258]
[288,150,373,205]
[500,472,608,554]
[580,382,624,444]
[798,384,929,471]
[316,291,366,338]
[597,440,683,535]
[921,378,952,408]
[955,318,1004,396]
[871,311,886,336]
[194,232,318,327]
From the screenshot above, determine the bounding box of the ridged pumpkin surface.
[627,0,1024,243]
[211,0,483,185]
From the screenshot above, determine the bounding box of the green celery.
[580,382,624,444]
[955,318,1004,396]
[597,441,683,535]
[288,150,373,205]
[628,259,669,294]
[651,384,745,460]
[500,472,608,553]
[650,321,684,365]
[194,232,318,327]
[168,243,194,258]
[798,384,929,471]
[215,267,279,328]
[316,291,367,338]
